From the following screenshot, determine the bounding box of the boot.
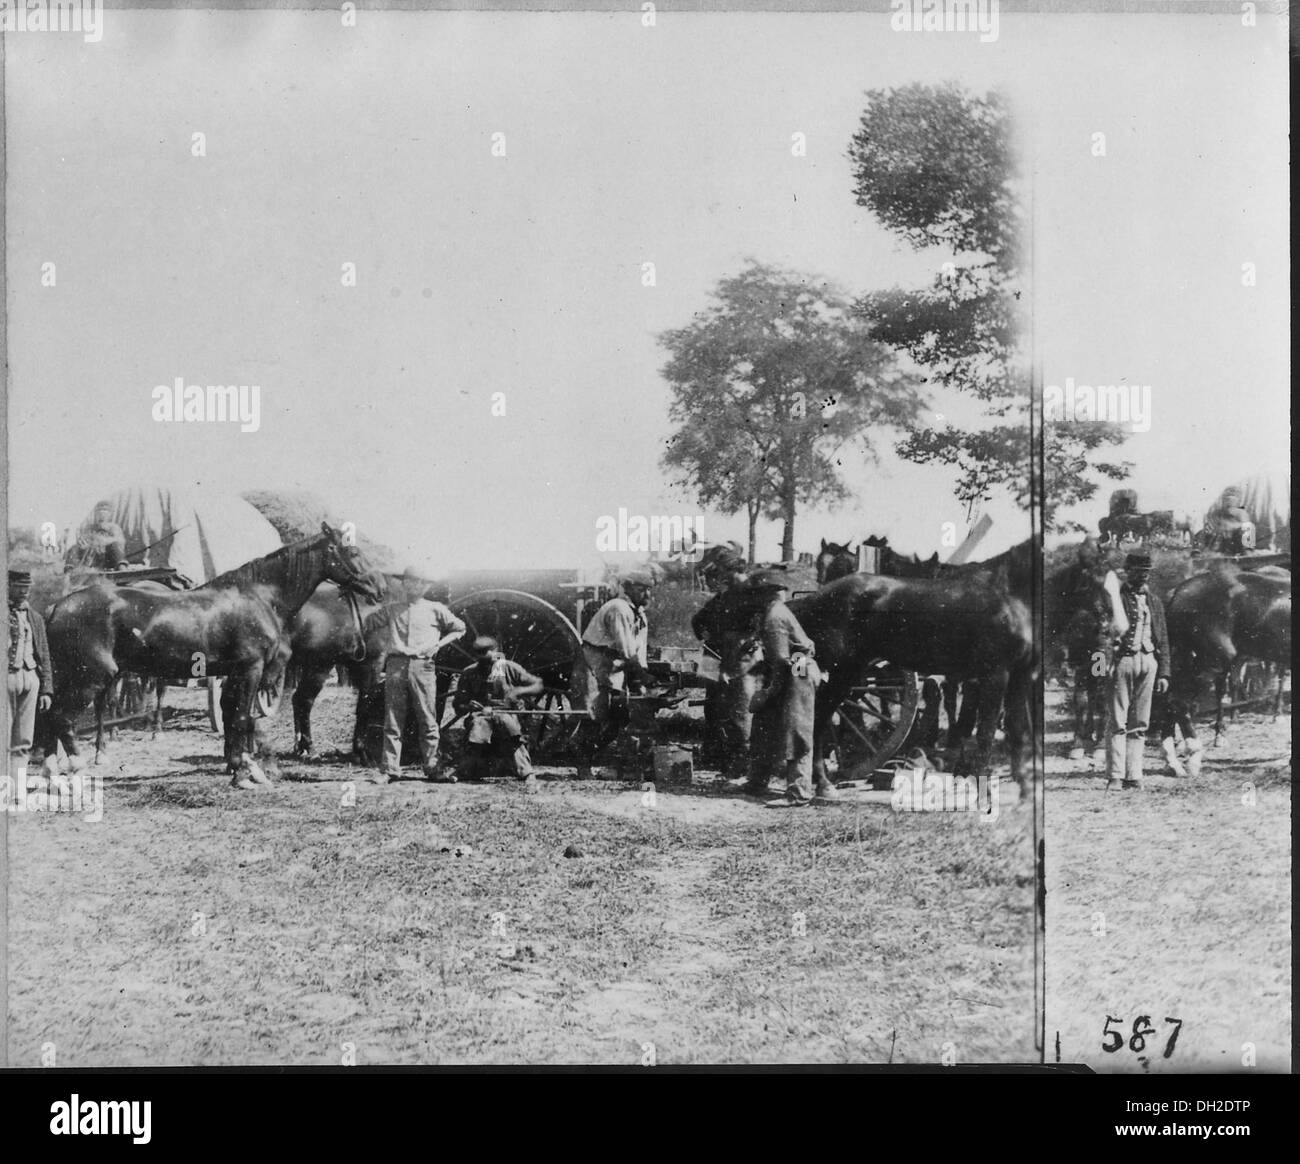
[1123,736,1145,789]
[1161,737,1187,778]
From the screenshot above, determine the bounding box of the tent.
[1210,472,1291,551]
[71,484,285,584]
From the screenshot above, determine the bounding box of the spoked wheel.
[826,663,921,784]
[436,589,585,755]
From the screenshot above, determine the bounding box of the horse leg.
[1213,670,1228,745]
[1068,666,1088,759]
[93,687,110,764]
[292,668,327,757]
[970,672,1008,796]
[151,679,166,738]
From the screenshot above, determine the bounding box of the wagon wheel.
[436,589,584,761]
[826,663,921,784]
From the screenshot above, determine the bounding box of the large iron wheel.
[436,589,584,758]
[826,663,921,783]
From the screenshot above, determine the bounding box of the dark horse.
[815,537,939,585]
[1165,562,1291,745]
[697,567,1038,794]
[45,524,383,787]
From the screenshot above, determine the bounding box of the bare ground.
[1044,684,1291,1073]
[6,683,1035,1066]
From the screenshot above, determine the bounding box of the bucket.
[652,746,693,784]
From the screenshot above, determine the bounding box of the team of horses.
[36,517,1289,792]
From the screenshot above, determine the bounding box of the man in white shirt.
[374,566,466,784]
[570,570,653,776]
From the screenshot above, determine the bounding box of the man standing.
[71,501,128,570]
[1105,551,1170,791]
[374,566,465,785]
[453,636,543,786]
[7,569,55,797]
[570,570,654,776]
[692,548,758,779]
[744,571,837,805]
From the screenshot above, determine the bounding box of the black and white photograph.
[0,0,1288,1101]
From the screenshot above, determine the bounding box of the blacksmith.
[692,548,758,780]
[7,569,54,795]
[375,566,465,784]
[73,501,128,570]
[453,636,543,786]
[1105,551,1170,791]
[570,570,654,776]
[744,571,837,805]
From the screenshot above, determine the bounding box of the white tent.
[72,484,285,584]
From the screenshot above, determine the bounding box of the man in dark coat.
[1105,551,1170,791]
[7,568,55,795]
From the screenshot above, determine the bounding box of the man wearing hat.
[570,570,654,775]
[453,636,544,785]
[374,566,466,784]
[7,568,55,796]
[1104,551,1170,791]
[745,570,838,805]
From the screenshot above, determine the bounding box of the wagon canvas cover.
[73,484,285,584]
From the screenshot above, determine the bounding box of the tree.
[848,83,1129,529]
[660,261,924,561]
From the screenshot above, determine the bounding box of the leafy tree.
[660,261,923,561]
[848,82,1129,529]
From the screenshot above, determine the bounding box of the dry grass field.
[1044,686,1291,1073]
[6,684,1036,1066]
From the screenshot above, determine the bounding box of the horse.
[814,536,939,585]
[1164,562,1291,745]
[45,524,383,787]
[696,569,1038,794]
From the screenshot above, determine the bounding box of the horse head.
[319,522,385,602]
[815,539,857,585]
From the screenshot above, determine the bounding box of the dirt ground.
[5,683,1036,1066]
[1043,683,1291,1074]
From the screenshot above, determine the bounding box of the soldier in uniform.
[569,570,653,777]
[7,568,55,798]
[373,565,466,784]
[1104,551,1170,791]
[453,636,543,786]
[744,571,838,805]
[692,547,758,779]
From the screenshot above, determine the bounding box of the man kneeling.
[454,636,543,785]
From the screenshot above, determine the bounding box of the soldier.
[70,500,128,570]
[744,571,838,805]
[373,565,465,785]
[453,636,543,786]
[570,570,654,777]
[692,548,758,779]
[1104,551,1170,791]
[7,568,55,798]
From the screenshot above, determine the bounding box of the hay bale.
[241,489,396,570]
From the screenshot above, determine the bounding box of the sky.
[4,7,1289,572]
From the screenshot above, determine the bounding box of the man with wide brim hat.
[743,569,838,805]
[373,564,466,785]
[7,567,55,799]
[453,636,544,786]
[692,550,757,779]
[1103,550,1170,791]
[568,569,655,777]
